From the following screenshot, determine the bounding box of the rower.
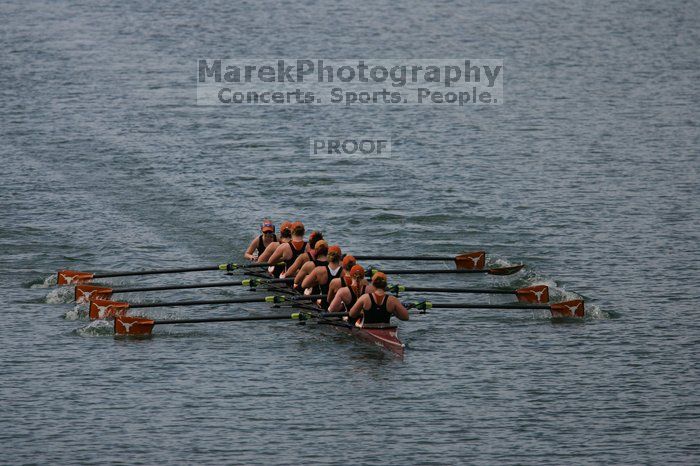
[327,254,357,304]
[328,264,371,314]
[285,231,324,278]
[301,244,344,308]
[267,221,307,277]
[244,220,277,261]
[257,220,291,262]
[257,220,292,277]
[293,240,329,289]
[348,272,409,325]
[307,231,324,254]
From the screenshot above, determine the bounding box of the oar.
[56,262,280,286]
[405,299,585,318]
[368,264,524,276]
[388,284,549,303]
[74,278,292,303]
[88,294,325,320]
[353,251,486,270]
[114,311,348,335]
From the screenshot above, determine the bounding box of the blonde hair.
[371,273,387,289]
[314,240,328,255]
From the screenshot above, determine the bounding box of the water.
[1,0,699,464]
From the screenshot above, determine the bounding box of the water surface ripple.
[1,0,698,464]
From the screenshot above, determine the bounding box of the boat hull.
[249,270,406,357]
[323,321,405,357]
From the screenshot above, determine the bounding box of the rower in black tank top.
[344,284,366,311]
[256,233,277,256]
[285,240,307,269]
[362,293,393,324]
[344,284,366,324]
[312,264,343,309]
[318,264,343,297]
[311,256,328,267]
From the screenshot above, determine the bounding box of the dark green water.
[1,0,698,464]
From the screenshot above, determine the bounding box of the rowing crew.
[244,220,409,325]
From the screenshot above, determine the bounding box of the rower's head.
[350,264,365,282]
[291,221,305,239]
[328,245,342,264]
[371,271,388,290]
[314,240,328,257]
[309,230,323,249]
[342,255,356,271]
[261,219,275,239]
[279,221,293,241]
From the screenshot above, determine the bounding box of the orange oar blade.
[550,299,585,318]
[75,285,113,303]
[57,270,94,286]
[115,316,155,335]
[89,299,130,320]
[454,251,486,270]
[516,285,549,303]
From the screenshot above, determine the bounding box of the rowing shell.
[319,320,405,357]
[253,272,406,357]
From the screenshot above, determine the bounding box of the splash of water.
[63,304,88,320]
[74,319,113,336]
[29,274,58,289]
[45,287,74,304]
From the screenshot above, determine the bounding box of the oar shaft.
[375,269,487,274]
[430,303,550,310]
[399,286,513,294]
[94,266,218,278]
[154,311,347,325]
[113,278,292,294]
[354,255,455,261]
[93,262,273,279]
[130,294,326,309]
[155,314,295,324]
[132,297,266,308]
[115,281,242,294]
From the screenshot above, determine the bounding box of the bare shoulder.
[301,261,315,272]
[385,294,400,306]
